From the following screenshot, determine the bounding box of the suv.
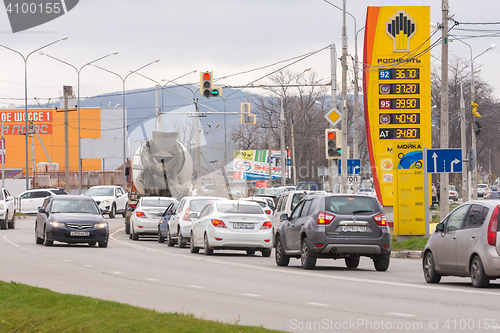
[274,193,391,271]
[84,185,128,218]
[17,188,68,214]
[272,190,312,235]
[0,187,15,229]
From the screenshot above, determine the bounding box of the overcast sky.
[0,0,499,108]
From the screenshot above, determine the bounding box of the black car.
[35,195,109,247]
[275,193,391,271]
[157,201,177,243]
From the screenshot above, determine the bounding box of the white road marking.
[187,285,205,289]
[306,302,330,307]
[387,312,416,317]
[145,278,159,282]
[83,265,93,268]
[3,235,19,248]
[110,228,500,297]
[241,293,260,297]
[62,259,69,262]
[111,271,123,275]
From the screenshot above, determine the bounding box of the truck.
[124,131,193,234]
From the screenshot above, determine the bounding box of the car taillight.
[487,206,499,246]
[318,212,334,225]
[136,211,146,218]
[373,213,387,226]
[183,208,191,221]
[211,219,227,228]
[265,210,271,215]
[260,221,272,229]
[128,203,136,208]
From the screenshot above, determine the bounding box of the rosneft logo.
[386,10,416,52]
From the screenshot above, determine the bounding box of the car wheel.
[246,249,255,255]
[43,227,53,247]
[275,235,290,266]
[7,211,15,229]
[261,249,272,257]
[300,237,316,270]
[204,233,213,255]
[471,256,490,288]
[189,232,199,254]
[345,256,360,269]
[124,223,130,235]
[373,254,390,271]
[423,252,441,283]
[178,228,186,248]
[88,242,97,246]
[109,204,116,218]
[131,222,139,241]
[35,224,43,244]
[98,241,108,248]
[166,228,175,247]
[0,219,6,230]
[158,228,165,243]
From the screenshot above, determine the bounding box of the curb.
[391,251,423,259]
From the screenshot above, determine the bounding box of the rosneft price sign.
[363,6,431,206]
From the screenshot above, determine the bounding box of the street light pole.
[39,51,118,194]
[91,59,160,190]
[0,36,68,190]
[340,0,348,194]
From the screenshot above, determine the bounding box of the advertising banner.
[233,149,290,180]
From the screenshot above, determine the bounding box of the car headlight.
[94,223,107,229]
[0,204,4,210]
[49,221,63,228]
[101,199,112,204]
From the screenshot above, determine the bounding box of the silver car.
[423,200,500,287]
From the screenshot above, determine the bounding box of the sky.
[0,0,499,109]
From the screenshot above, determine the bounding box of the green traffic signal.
[211,89,219,97]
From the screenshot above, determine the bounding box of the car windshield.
[51,189,68,195]
[325,196,377,215]
[478,185,487,189]
[51,199,99,214]
[359,188,372,192]
[217,202,264,214]
[190,199,214,212]
[85,187,114,196]
[141,198,175,207]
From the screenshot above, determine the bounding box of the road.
[1,216,500,332]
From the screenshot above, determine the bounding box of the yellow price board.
[363,6,431,208]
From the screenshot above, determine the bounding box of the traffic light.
[200,71,222,98]
[325,129,341,159]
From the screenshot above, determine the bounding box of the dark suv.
[275,193,391,271]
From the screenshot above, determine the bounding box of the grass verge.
[0,281,283,333]
[392,236,428,251]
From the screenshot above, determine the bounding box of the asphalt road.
[1,216,500,332]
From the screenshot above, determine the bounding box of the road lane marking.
[3,235,19,248]
[62,259,69,262]
[387,312,416,317]
[83,265,93,268]
[306,302,330,307]
[241,293,260,297]
[187,285,205,289]
[145,278,159,282]
[109,228,500,297]
[111,271,123,275]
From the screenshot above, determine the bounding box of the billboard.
[233,149,290,180]
[363,6,431,206]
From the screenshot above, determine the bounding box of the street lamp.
[90,59,160,190]
[0,36,68,190]
[39,51,118,194]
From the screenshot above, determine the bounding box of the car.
[0,187,16,230]
[357,188,377,198]
[167,196,225,248]
[449,185,459,201]
[252,194,277,209]
[264,186,295,197]
[490,185,499,192]
[17,188,68,214]
[190,200,273,256]
[275,193,391,271]
[477,184,489,198]
[241,197,273,219]
[272,190,312,235]
[157,200,178,243]
[85,185,128,218]
[423,200,500,288]
[296,182,321,191]
[129,196,176,240]
[34,195,109,247]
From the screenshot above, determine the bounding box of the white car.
[85,185,128,218]
[0,187,15,229]
[241,197,273,219]
[129,196,176,240]
[358,188,377,198]
[272,190,312,235]
[17,188,68,214]
[167,196,225,248]
[190,200,273,257]
[449,185,459,201]
[478,184,489,198]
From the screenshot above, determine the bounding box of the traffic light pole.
[340,0,348,194]
[330,43,337,193]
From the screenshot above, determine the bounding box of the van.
[271,190,312,236]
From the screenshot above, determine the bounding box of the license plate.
[341,226,366,233]
[233,222,254,229]
[70,231,90,236]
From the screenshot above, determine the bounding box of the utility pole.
[63,85,72,193]
[262,116,277,187]
[1,120,4,188]
[460,81,468,201]
[330,44,337,192]
[155,85,161,132]
[440,0,450,218]
[340,0,348,194]
[280,98,286,186]
[195,100,201,195]
[30,121,35,185]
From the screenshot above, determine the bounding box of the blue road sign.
[338,159,361,175]
[426,148,463,173]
